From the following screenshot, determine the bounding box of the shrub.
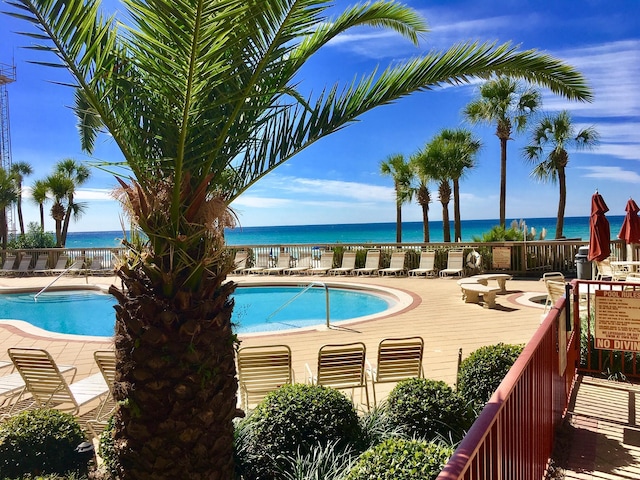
[385,378,471,442]
[0,409,87,478]
[235,383,362,480]
[345,438,453,480]
[98,416,119,480]
[457,343,524,407]
[7,222,56,249]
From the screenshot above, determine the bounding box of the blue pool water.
[0,286,393,336]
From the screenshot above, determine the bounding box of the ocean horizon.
[61,215,627,248]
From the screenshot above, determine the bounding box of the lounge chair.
[379,251,407,276]
[329,251,356,276]
[86,350,117,437]
[0,255,16,276]
[237,344,293,410]
[30,254,50,275]
[7,348,108,415]
[243,253,270,275]
[439,250,464,278]
[544,280,567,314]
[284,255,312,275]
[354,250,381,276]
[13,254,32,276]
[366,336,424,405]
[264,253,291,275]
[408,251,436,277]
[46,254,69,275]
[308,251,335,275]
[231,251,248,274]
[306,342,370,410]
[86,256,107,275]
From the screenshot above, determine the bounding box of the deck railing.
[437,290,580,480]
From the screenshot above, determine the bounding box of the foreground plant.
[6,0,592,477]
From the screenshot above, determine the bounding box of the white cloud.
[579,166,640,183]
[22,187,115,201]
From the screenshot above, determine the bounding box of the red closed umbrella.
[588,191,611,262]
[618,198,640,244]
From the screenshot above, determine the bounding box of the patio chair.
[86,350,117,437]
[231,251,248,274]
[308,251,335,275]
[284,255,312,275]
[7,348,109,415]
[264,253,291,275]
[329,251,357,276]
[366,336,424,405]
[544,280,567,314]
[13,254,32,276]
[46,254,70,275]
[408,251,437,277]
[29,254,50,275]
[306,342,370,410]
[86,256,108,275]
[379,251,407,276]
[354,250,381,276]
[0,255,16,276]
[237,344,293,410]
[243,253,270,274]
[439,250,464,278]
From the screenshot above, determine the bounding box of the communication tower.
[0,63,16,233]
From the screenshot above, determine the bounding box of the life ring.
[466,250,482,269]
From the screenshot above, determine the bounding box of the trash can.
[575,246,592,280]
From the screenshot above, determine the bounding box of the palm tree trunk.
[441,201,451,242]
[556,166,567,239]
[39,204,45,231]
[499,137,508,228]
[61,203,73,247]
[395,203,402,243]
[110,266,240,479]
[17,197,25,236]
[421,205,430,243]
[0,209,6,250]
[453,178,461,242]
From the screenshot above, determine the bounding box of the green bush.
[385,378,471,442]
[457,343,524,407]
[7,223,56,249]
[235,383,363,480]
[0,409,87,478]
[345,438,453,480]
[98,416,119,480]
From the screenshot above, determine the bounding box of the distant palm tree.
[464,76,541,227]
[10,162,33,235]
[380,154,414,242]
[45,173,74,247]
[414,176,432,243]
[55,159,90,246]
[30,179,49,230]
[0,169,18,249]
[523,110,599,239]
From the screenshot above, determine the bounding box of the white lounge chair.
[284,255,312,275]
[379,251,407,276]
[231,251,248,274]
[308,251,335,275]
[46,254,70,275]
[13,254,32,276]
[30,254,50,275]
[408,251,436,277]
[243,253,270,274]
[0,255,16,276]
[329,251,357,276]
[264,253,291,275]
[439,250,464,278]
[354,250,381,276]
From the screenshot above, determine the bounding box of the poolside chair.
[308,251,335,275]
[329,251,356,276]
[408,251,436,277]
[13,254,32,276]
[264,253,291,275]
[7,348,108,416]
[306,342,370,410]
[86,350,117,437]
[237,344,293,410]
[354,250,381,276]
[439,250,465,278]
[595,258,615,281]
[284,255,312,275]
[29,254,50,275]
[544,280,567,314]
[366,336,424,405]
[0,255,16,276]
[231,251,248,274]
[243,253,270,274]
[379,251,407,277]
[47,254,69,275]
[86,256,108,275]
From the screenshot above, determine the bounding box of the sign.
[492,247,511,269]
[594,290,640,352]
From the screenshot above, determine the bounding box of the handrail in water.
[33,263,83,301]
[265,281,331,328]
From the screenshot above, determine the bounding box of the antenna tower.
[0,63,16,234]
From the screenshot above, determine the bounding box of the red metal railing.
[437,292,579,480]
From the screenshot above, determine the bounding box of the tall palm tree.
[10,161,33,235]
[45,174,74,247]
[438,129,481,241]
[380,154,414,243]
[30,179,49,231]
[0,168,18,249]
[55,159,90,246]
[8,0,592,475]
[523,110,599,239]
[412,172,432,242]
[464,76,541,228]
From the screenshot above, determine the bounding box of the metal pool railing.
[265,281,331,328]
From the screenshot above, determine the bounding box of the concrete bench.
[458,283,501,308]
[470,273,512,293]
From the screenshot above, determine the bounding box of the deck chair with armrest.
[264,253,291,275]
[237,344,293,410]
[306,342,370,410]
[329,251,357,276]
[544,280,567,314]
[0,255,16,276]
[86,350,117,437]
[366,336,424,406]
[379,251,407,277]
[30,254,50,275]
[595,259,614,281]
[46,254,69,275]
[231,251,248,274]
[439,250,465,278]
[284,255,312,275]
[308,251,335,275]
[243,253,270,274]
[408,251,436,277]
[354,250,381,276]
[7,348,109,416]
[13,254,32,276]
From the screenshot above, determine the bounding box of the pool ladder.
[265,281,331,328]
[33,263,86,301]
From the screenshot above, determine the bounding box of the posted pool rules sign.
[594,290,640,352]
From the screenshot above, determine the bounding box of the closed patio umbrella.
[588,191,610,262]
[618,198,640,260]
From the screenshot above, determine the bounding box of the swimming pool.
[0,285,398,337]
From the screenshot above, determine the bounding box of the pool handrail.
[33,260,87,301]
[265,281,331,328]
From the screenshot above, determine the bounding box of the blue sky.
[0,0,639,232]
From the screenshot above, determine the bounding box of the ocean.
[65,215,627,248]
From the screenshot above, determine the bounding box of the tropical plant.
[6,0,592,476]
[0,168,18,250]
[45,173,74,247]
[380,154,414,243]
[7,221,56,248]
[523,110,599,239]
[31,178,50,230]
[55,158,91,246]
[10,161,33,235]
[410,156,432,242]
[464,76,542,227]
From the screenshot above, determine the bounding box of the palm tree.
[413,172,432,242]
[438,129,481,241]
[380,154,414,243]
[0,168,18,249]
[55,159,90,246]
[10,161,33,235]
[8,0,592,475]
[523,110,599,239]
[30,179,49,231]
[45,174,74,247]
[464,76,541,228]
